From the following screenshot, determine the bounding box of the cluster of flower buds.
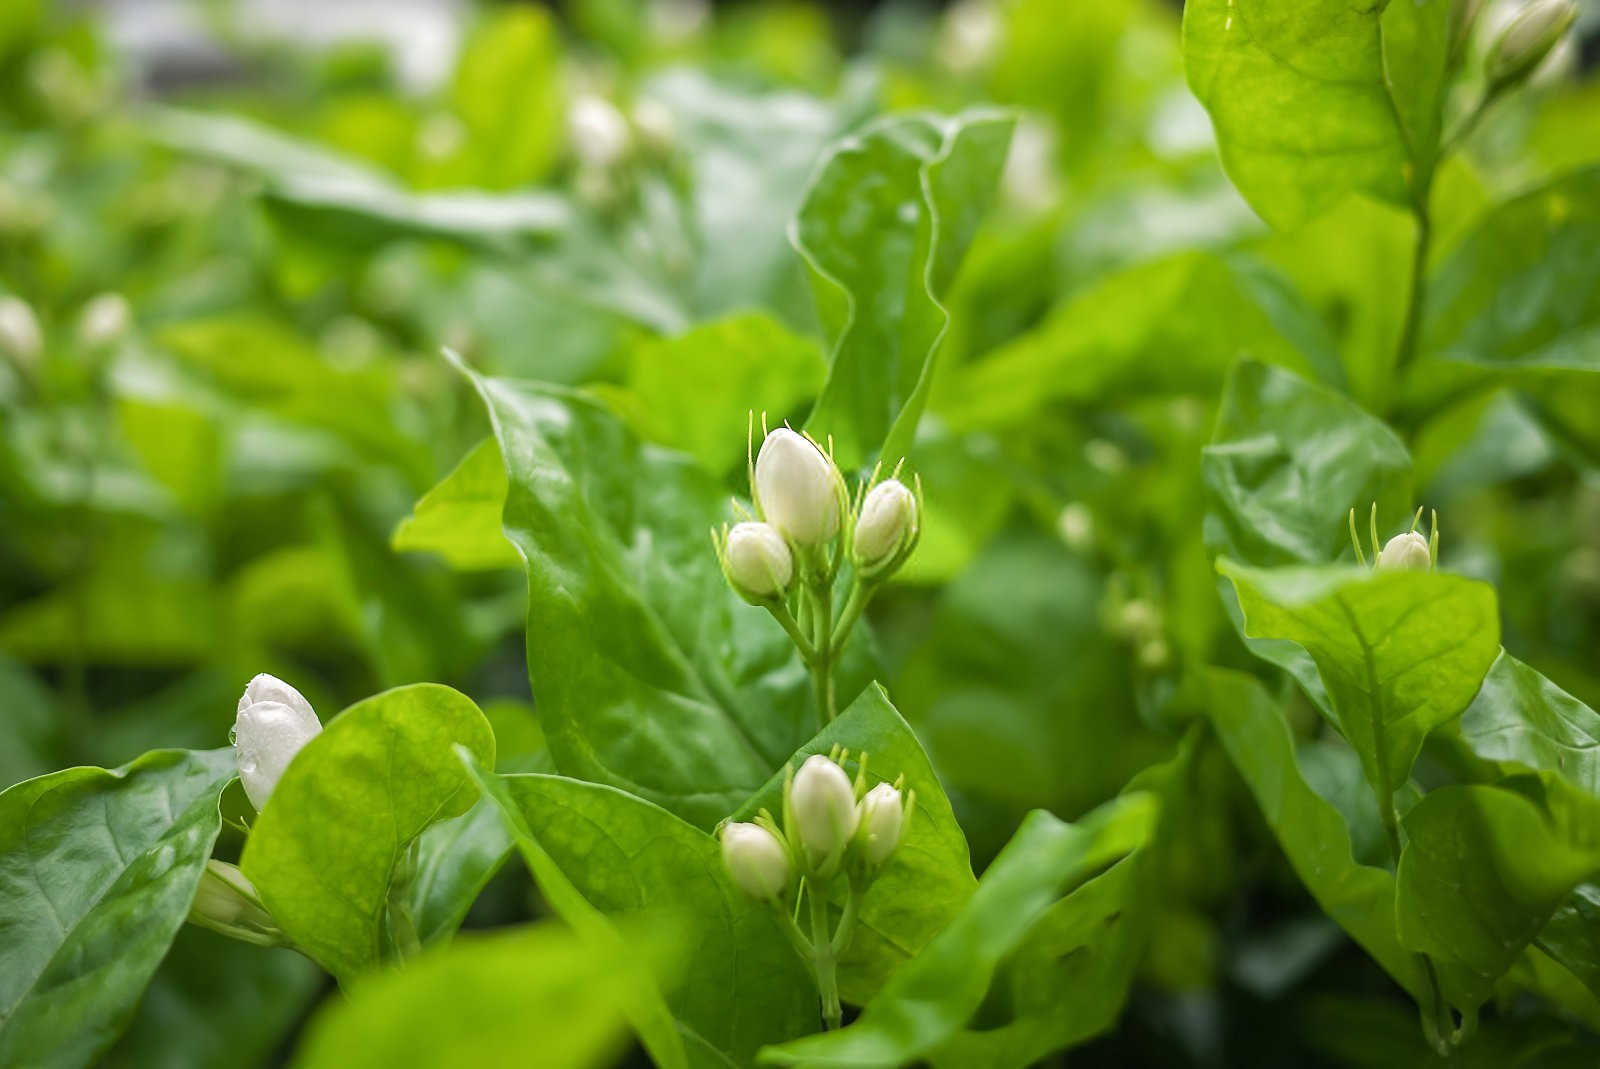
[1349,504,1438,573]
[720,750,912,901]
[713,420,922,725]
[719,749,912,1028]
[232,673,322,812]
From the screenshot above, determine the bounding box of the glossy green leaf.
[1538,883,1600,1002]
[1419,167,1600,374]
[292,922,667,1069]
[457,360,875,829]
[729,684,976,1004]
[1397,778,1600,1010]
[408,796,514,947]
[1183,0,1448,228]
[1222,560,1500,801]
[392,438,520,572]
[240,684,495,982]
[937,252,1340,432]
[799,111,1014,469]
[470,764,812,1069]
[596,313,825,476]
[757,792,1159,1068]
[928,733,1201,1069]
[0,749,236,1069]
[1455,651,1600,797]
[1201,667,1425,998]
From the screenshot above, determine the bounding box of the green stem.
[774,899,816,963]
[808,881,842,1030]
[810,577,836,725]
[830,879,860,957]
[766,598,818,664]
[830,578,868,652]
[1392,206,1432,381]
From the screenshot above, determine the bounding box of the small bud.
[857,783,905,867]
[234,674,321,812]
[188,860,283,946]
[723,521,794,600]
[754,428,841,548]
[1376,531,1432,572]
[569,94,632,170]
[852,479,918,575]
[721,821,791,900]
[77,292,130,349]
[1487,0,1577,89]
[789,754,859,874]
[0,295,42,368]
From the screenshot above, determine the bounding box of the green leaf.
[408,796,514,947]
[728,684,977,1004]
[240,684,495,982]
[111,928,322,1069]
[1221,560,1500,801]
[470,763,812,1069]
[1201,667,1425,999]
[1183,0,1449,228]
[457,361,875,828]
[451,6,565,189]
[1455,651,1600,798]
[0,749,236,1069]
[1202,360,1413,713]
[799,111,1014,469]
[757,792,1159,1068]
[1419,167,1600,374]
[392,438,521,572]
[595,313,825,476]
[1203,362,1413,568]
[1397,778,1600,1011]
[1538,883,1600,1002]
[937,253,1341,432]
[292,922,670,1069]
[927,733,1201,1069]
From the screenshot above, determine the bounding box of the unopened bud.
[234,674,322,811]
[788,754,859,874]
[857,783,905,866]
[0,296,42,368]
[754,428,841,548]
[1487,0,1577,89]
[852,479,918,576]
[723,521,794,600]
[188,860,283,946]
[569,94,632,170]
[77,292,130,349]
[721,821,792,900]
[1376,531,1432,572]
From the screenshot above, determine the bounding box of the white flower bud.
[188,860,282,945]
[1487,0,1577,88]
[852,479,917,574]
[789,754,859,872]
[721,821,791,900]
[0,295,42,368]
[234,674,321,812]
[1376,531,1432,572]
[569,94,632,170]
[724,521,794,600]
[755,428,841,548]
[858,783,905,866]
[77,292,130,349]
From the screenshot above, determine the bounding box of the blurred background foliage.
[1,0,1598,1065]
